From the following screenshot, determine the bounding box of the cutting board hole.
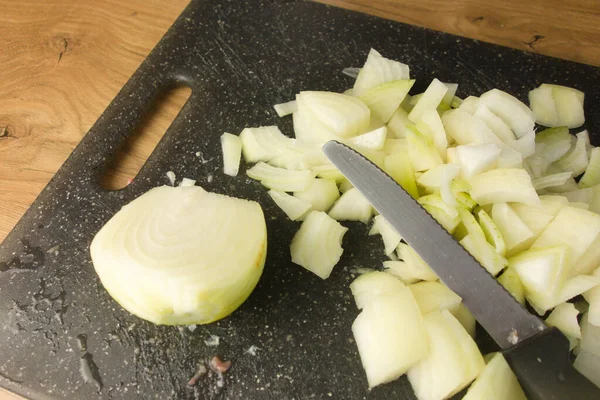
[100,85,192,190]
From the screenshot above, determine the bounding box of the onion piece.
[369,215,402,255]
[408,78,448,123]
[529,84,558,127]
[509,202,555,242]
[496,146,523,168]
[478,89,535,138]
[532,172,573,190]
[293,178,340,213]
[353,48,410,97]
[574,351,600,389]
[418,193,459,219]
[352,285,428,388]
[473,104,516,143]
[328,188,373,223]
[293,91,370,143]
[407,310,485,400]
[349,270,405,309]
[346,126,387,151]
[528,275,600,315]
[561,188,594,205]
[359,80,414,123]
[532,205,600,267]
[455,143,501,180]
[554,130,590,176]
[179,177,197,187]
[440,82,458,110]
[451,303,476,338]
[497,267,526,304]
[442,109,503,146]
[289,211,348,279]
[545,302,581,349]
[580,147,600,189]
[477,209,506,256]
[384,152,419,199]
[491,203,534,254]
[383,260,437,284]
[387,106,411,138]
[406,127,443,172]
[417,109,448,159]
[220,133,242,177]
[90,186,267,325]
[409,281,462,314]
[273,100,297,117]
[457,96,479,114]
[239,126,294,163]
[583,268,600,326]
[396,243,438,281]
[421,203,461,233]
[267,190,312,221]
[581,312,600,358]
[463,353,527,400]
[470,168,540,206]
[535,126,572,163]
[460,233,507,276]
[247,162,316,192]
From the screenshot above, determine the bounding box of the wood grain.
[0,1,599,397]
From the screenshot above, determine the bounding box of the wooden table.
[0,0,599,398]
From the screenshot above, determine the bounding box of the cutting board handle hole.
[100,85,192,190]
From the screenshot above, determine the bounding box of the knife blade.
[323,141,600,399]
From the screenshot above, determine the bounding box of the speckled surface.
[1,0,599,399]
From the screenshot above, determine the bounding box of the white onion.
[267,190,311,221]
[359,80,414,123]
[463,353,527,400]
[470,168,540,206]
[545,302,581,349]
[408,281,462,314]
[239,126,294,163]
[328,187,373,223]
[369,215,402,255]
[352,48,410,97]
[293,178,340,213]
[220,132,242,176]
[273,100,297,117]
[408,78,448,124]
[90,185,267,325]
[289,211,347,279]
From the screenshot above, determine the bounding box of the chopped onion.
[478,88,535,138]
[574,351,600,388]
[470,168,540,206]
[387,106,411,138]
[496,146,523,168]
[384,152,419,199]
[239,126,294,163]
[529,275,600,315]
[583,268,600,326]
[463,353,527,400]
[545,302,581,349]
[383,260,438,284]
[273,100,297,117]
[289,211,348,279]
[497,267,525,304]
[473,104,516,143]
[440,82,458,110]
[220,132,242,177]
[532,172,573,190]
[554,130,590,177]
[406,127,443,172]
[491,203,534,254]
[267,190,312,221]
[408,78,448,123]
[417,109,448,159]
[457,96,479,114]
[346,126,387,151]
[396,243,438,281]
[535,126,572,163]
[532,205,600,266]
[350,270,405,309]
[360,80,414,123]
[369,215,402,255]
[442,109,503,146]
[407,310,484,400]
[179,177,197,187]
[328,187,373,223]
[477,209,506,256]
[581,312,600,358]
[528,84,557,127]
[90,186,267,325]
[451,303,477,338]
[408,281,462,314]
[455,143,501,180]
[293,178,340,213]
[509,202,555,241]
[418,193,459,219]
[580,147,600,188]
[293,91,370,143]
[353,48,410,97]
[561,188,594,205]
[460,233,507,276]
[352,285,428,388]
[246,162,316,192]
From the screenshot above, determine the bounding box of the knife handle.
[503,327,600,400]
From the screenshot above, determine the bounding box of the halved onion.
[90,185,267,325]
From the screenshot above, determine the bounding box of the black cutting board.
[1,1,599,399]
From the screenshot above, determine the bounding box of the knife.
[323,141,600,400]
